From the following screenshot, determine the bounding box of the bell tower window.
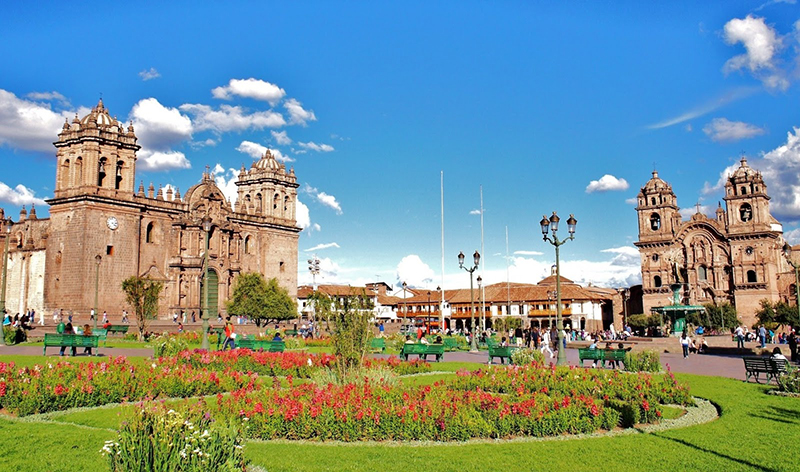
[98,157,107,187]
[115,161,123,190]
[654,275,662,288]
[145,222,154,243]
[746,270,757,283]
[650,213,661,230]
[739,203,752,222]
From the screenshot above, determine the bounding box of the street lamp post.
[0,219,12,346]
[93,255,101,331]
[540,212,577,366]
[477,275,483,332]
[307,255,320,290]
[783,243,800,324]
[458,250,480,352]
[402,281,408,334]
[200,216,212,350]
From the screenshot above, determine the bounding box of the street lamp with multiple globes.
[93,255,102,331]
[540,212,577,366]
[782,243,800,323]
[307,255,320,290]
[458,250,480,352]
[200,215,212,350]
[0,218,12,346]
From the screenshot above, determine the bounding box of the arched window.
[115,161,124,190]
[654,275,662,288]
[698,266,707,281]
[739,203,752,222]
[255,193,262,213]
[98,157,107,187]
[60,159,71,189]
[74,157,83,186]
[650,197,656,205]
[283,196,289,212]
[244,235,251,254]
[747,270,757,283]
[145,222,154,243]
[650,213,661,230]
[741,186,747,195]
[273,193,280,211]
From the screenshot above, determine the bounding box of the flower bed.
[362,357,432,375]
[166,349,336,378]
[211,363,691,441]
[0,357,254,416]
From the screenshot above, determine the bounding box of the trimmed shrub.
[624,350,662,372]
[511,348,545,366]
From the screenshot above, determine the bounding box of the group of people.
[55,322,95,356]
[680,332,710,358]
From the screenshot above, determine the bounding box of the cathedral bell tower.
[636,171,680,243]
[53,99,139,198]
[723,157,771,235]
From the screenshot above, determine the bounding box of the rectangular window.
[106,245,114,256]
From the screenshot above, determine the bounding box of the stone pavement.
[0,343,772,382]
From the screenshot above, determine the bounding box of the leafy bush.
[3,326,23,345]
[153,332,190,357]
[104,403,248,472]
[511,348,545,366]
[624,350,662,372]
[777,365,800,393]
[310,364,398,388]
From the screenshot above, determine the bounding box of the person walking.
[681,331,691,358]
[540,328,554,359]
[735,325,745,349]
[788,329,798,363]
[759,325,767,349]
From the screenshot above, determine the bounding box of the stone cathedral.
[634,158,794,327]
[0,99,300,318]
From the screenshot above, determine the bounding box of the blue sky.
[1,1,799,292]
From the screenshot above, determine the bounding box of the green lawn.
[0,359,798,472]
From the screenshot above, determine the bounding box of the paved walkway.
[0,343,764,381]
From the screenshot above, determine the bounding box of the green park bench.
[284,329,298,337]
[43,333,100,356]
[399,343,444,362]
[743,356,789,384]
[488,345,517,364]
[370,337,386,352]
[443,337,459,352]
[94,328,108,346]
[236,338,285,352]
[106,325,129,335]
[578,348,629,368]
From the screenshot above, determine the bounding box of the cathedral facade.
[634,158,792,327]
[0,100,300,319]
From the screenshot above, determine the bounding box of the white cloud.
[679,205,714,219]
[212,164,239,208]
[212,79,286,106]
[703,117,766,142]
[469,209,482,215]
[703,127,800,220]
[586,174,629,193]
[130,98,193,150]
[0,89,72,152]
[0,181,48,206]
[316,191,342,214]
[137,150,191,171]
[180,104,285,132]
[513,250,543,256]
[646,87,758,129]
[396,255,436,288]
[723,15,789,91]
[26,91,70,107]
[272,130,292,145]
[784,227,800,245]
[296,199,311,230]
[236,141,293,163]
[305,242,340,252]
[138,68,161,81]
[284,98,316,126]
[298,141,334,152]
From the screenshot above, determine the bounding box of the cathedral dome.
[80,99,122,128]
[729,157,761,182]
[252,149,285,172]
[641,170,672,193]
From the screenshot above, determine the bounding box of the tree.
[121,276,163,340]
[755,299,800,331]
[319,292,374,381]
[226,273,296,327]
[697,303,740,332]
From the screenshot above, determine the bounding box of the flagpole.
[480,185,486,331]
[440,171,445,333]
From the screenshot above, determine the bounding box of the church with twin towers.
[0,99,300,319]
